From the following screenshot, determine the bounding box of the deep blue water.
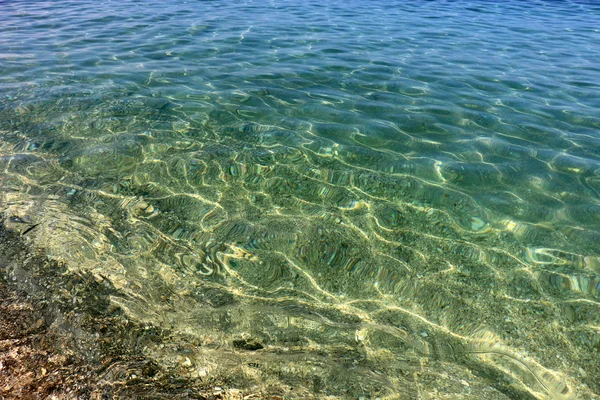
[1,1,600,398]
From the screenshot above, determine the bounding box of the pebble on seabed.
[470,216,487,231]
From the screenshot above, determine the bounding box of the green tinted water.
[1,0,600,398]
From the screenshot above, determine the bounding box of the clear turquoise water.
[1,0,600,398]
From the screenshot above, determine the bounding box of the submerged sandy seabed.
[0,218,598,400]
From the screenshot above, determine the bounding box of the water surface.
[1,0,600,398]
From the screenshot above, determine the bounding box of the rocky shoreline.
[0,220,222,399]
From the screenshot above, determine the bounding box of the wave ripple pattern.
[1,0,600,398]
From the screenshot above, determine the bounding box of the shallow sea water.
[1,0,600,398]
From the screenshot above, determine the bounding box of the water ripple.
[1,0,600,398]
